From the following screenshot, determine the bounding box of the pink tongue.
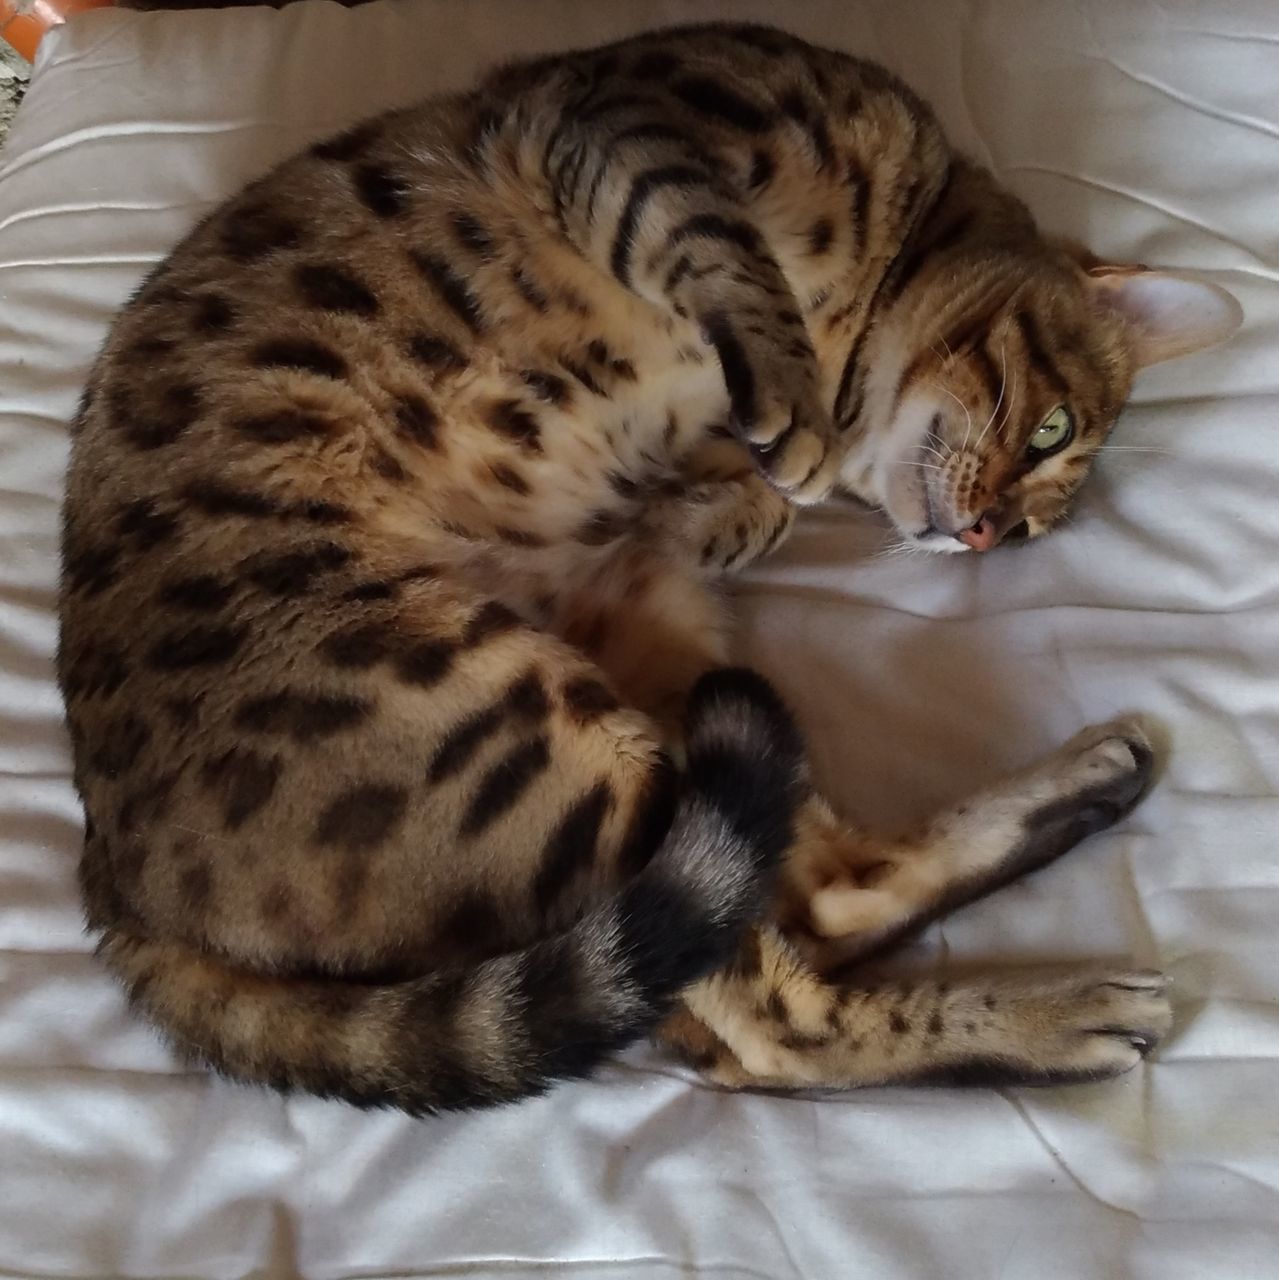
[958,516,998,551]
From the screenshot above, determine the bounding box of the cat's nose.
[957,514,999,552]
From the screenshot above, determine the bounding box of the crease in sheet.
[0,118,271,184]
[995,1089,1148,1222]
[1076,47,1279,144]
[999,166,1279,275]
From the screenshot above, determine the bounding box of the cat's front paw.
[745,391,840,505]
[703,313,839,505]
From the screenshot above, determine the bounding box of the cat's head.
[824,180,1242,552]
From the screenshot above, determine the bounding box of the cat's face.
[832,260,1241,552]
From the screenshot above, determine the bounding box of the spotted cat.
[59,24,1240,1112]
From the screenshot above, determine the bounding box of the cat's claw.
[742,393,840,505]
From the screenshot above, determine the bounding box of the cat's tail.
[97,668,806,1115]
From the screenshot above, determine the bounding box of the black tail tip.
[685,667,806,773]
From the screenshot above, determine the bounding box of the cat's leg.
[643,437,796,575]
[657,723,1170,1091]
[660,926,1171,1089]
[777,720,1156,970]
[531,89,839,502]
[565,548,1169,1089]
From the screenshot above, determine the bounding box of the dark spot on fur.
[451,211,495,257]
[314,782,410,851]
[235,408,332,444]
[114,379,203,451]
[927,1010,945,1037]
[778,1029,832,1051]
[561,359,605,396]
[459,736,551,838]
[766,992,789,1023]
[409,251,486,332]
[250,338,347,380]
[294,262,380,316]
[222,203,302,262]
[294,498,352,525]
[245,542,351,595]
[510,268,550,312]
[432,890,513,962]
[610,358,637,381]
[344,580,397,602]
[807,217,834,256]
[192,292,236,333]
[889,1010,911,1035]
[322,622,394,669]
[561,677,619,724]
[428,706,507,784]
[235,690,372,739]
[748,148,774,189]
[353,164,410,217]
[201,747,283,829]
[489,463,530,495]
[88,714,151,777]
[406,333,468,370]
[395,640,455,688]
[672,76,774,133]
[182,481,279,519]
[496,526,545,548]
[462,602,520,646]
[520,370,571,407]
[158,575,234,612]
[116,499,179,549]
[534,781,612,914]
[393,393,439,448]
[147,624,246,670]
[607,471,639,499]
[485,399,542,452]
[64,543,120,597]
[371,446,408,482]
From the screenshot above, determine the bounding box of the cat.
[58,23,1241,1113]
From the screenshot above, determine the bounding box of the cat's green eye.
[1027,406,1074,456]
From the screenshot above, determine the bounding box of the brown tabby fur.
[62,23,1229,1114]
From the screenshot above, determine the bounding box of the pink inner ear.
[1087,269,1244,369]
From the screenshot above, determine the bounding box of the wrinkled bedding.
[0,1,1277,1276]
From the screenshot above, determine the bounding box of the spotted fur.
[62,24,1238,1112]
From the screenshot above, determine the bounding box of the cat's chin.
[909,531,971,554]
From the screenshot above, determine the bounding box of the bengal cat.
[59,24,1241,1113]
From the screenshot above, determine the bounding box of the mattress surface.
[1,2,1277,1277]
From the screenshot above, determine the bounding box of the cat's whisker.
[975,339,1007,449]
[998,367,1018,435]
[938,386,973,451]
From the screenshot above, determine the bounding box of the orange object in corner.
[2,0,115,62]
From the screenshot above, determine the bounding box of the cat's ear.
[1083,265,1243,369]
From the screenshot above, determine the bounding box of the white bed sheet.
[1,1,1277,1277]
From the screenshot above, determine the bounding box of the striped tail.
[98,668,807,1114]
